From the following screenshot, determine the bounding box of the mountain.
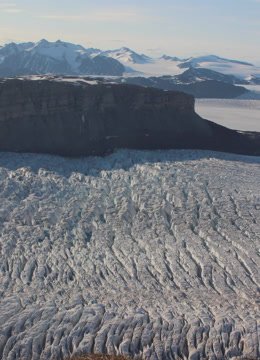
[0,39,260,81]
[177,55,260,80]
[103,49,260,80]
[0,40,125,77]
[160,54,183,62]
[0,41,34,60]
[174,67,249,85]
[99,47,260,80]
[178,55,253,69]
[101,47,152,64]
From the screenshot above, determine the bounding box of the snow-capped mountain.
[28,39,87,71]
[0,39,260,80]
[160,54,183,62]
[0,42,33,64]
[101,49,260,80]
[101,47,152,64]
[179,55,253,69]
[177,55,259,79]
[0,39,125,77]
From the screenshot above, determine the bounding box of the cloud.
[0,2,22,13]
[39,14,132,22]
[38,10,151,23]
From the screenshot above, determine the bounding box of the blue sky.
[0,0,259,63]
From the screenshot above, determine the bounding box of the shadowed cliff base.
[0,77,259,157]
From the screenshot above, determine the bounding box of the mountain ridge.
[0,39,260,79]
[0,39,125,77]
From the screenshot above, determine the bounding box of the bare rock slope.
[0,77,259,156]
[0,149,259,359]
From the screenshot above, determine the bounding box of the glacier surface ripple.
[0,150,259,360]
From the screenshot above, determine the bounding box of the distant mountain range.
[0,40,125,77]
[0,39,260,100]
[0,39,260,82]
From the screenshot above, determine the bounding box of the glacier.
[196,99,260,131]
[0,149,259,360]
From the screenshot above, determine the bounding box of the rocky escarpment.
[0,77,259,156]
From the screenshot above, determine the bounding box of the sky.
[0,0,260,64]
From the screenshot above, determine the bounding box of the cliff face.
[0,78,259,156]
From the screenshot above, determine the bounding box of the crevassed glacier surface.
[0,150,259,360]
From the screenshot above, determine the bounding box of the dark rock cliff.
[0,78,259,156]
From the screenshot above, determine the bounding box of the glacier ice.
[0,149,259,360]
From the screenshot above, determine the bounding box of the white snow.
[27,40,87,70]
[196,99,260,131]
[243,84,260,94]
[122,54,260,79]
[102,47,151,65]
[116,52,260,78]
[123,56,260,79]
[89,47,256,79]
[197,61,260,79]
[0,149,259,359]
[56,78,99,85]
[124,58,183,77]
[16,75,100,86]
